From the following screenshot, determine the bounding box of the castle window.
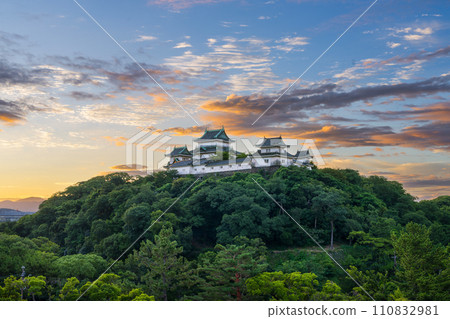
[264,159,269,163]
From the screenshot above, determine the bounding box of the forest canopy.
[0,167,448,301]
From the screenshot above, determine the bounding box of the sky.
[0,0,449,200]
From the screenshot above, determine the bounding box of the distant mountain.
[0,208,34,222]
[0,197,45,213]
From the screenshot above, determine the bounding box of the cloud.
[195,75,450,151]
[421,13,442,17]
[387,42,401,49]
[404,34,425,41]
[158,125,207,135]
[352,153,374,158]
[389,25,435,42]
[372,122,450,151]
[136,35,157,42]
[147,0,233,10]
[76,101,181,127]
[258,16,271,20]
[403,178,450,188]
[202,75,450,116]
[0,99,36,125]
[173,42,192,49]
[100,62,189,90]
[103,136,128,146]
[389,46,450,64]
[165,36,279,92]
[362,102,450,122]
[334,46,450,82]
[274,36,309,52]
[415,27,433,35]
[70,91,103,100]
[277,36,308,46]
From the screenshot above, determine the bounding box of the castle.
[166,127,313,175]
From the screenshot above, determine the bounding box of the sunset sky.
[0,0,449,200]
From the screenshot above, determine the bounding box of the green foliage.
[246,271,319,300]
[200,237,268,300]
[0,169,448,301]
[345,266,402,301]
[59,277,80,301]
[0,275,47,301]
[118,288,155,301]
[246,271,347,301]
[80,274,122,301]
[133,226,199,301]
[392,222,449,300]
[0,233,58,277]
[53,254,108,280]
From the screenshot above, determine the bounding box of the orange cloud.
[147,92,169,104]
[159,125,207,136]
[410,102,450,122]
[103,136,128,146]
[0,113,23,125]
[352,153,375,158]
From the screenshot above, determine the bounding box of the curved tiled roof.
[170,145,192,156]
[198,127,230,140]
[259,136,286,147]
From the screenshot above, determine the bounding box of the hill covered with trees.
[0,166,448,301]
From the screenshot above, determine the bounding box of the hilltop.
[0,166,448,301]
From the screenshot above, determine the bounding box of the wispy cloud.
[387,42,401,48]
[147,0,233,10]
[196,74,450,151]
[173,42,192,49]
[136,35,157,42]
[103,136,128,146]
[274,36,308,52]
[388,25,435,42]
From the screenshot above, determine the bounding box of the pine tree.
[201,237,268,300]
[136,226,199,300]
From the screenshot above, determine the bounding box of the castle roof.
[197,127,230,141]
[259,136,287,147]
[169,145,192,157]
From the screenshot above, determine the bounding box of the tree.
[119,288,155,301]
[201,237,268,301]
[392,222,448,300]
[25,276,46,301]
[246,271,320,301]
[134,226,198,301]
[216,195,271,244]
[312,188,347,249]
[314,280,346,301]
[54,254,108,280]
[123,204,151,237]
[59,277,80,301]
[346,266,403,301]
[79,273,122,301]
[0,276,22,301]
